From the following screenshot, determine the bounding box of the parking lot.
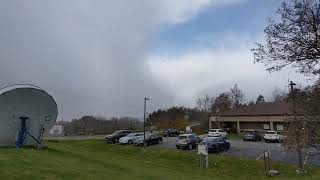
[46,134,320,166]
[151,137,320,166]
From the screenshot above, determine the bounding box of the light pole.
[289,81,304,173]
[144,97,150,143]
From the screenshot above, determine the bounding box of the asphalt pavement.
[151,137,320,166]
[46,134,320,166]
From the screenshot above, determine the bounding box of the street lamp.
[144,97,150,143]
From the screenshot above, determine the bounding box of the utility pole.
[289,81,304,173]
[144,97,150,143]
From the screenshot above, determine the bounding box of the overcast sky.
[0,0,312,120]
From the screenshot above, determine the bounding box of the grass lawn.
[228,133,243,140]
[0,140,319,180]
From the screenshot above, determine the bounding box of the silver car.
[175,134,198,150]
[119,132,144,145]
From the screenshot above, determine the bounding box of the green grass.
[0,140,319,180]
[228,133,243,140]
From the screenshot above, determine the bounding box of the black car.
[134,134,163,146]
[200,137,230,153]
[243,130,262,141]
[105,130,133,143]
[163,128,180,137]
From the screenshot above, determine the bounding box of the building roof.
[218,102,294,117]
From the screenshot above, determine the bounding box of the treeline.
[147,84,288,133]
[196,84,288,114]
[147,107,209,133]
[61,116,142,136]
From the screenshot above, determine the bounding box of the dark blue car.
[200,137,230,153]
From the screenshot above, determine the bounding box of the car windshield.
[202,137,220,143]
[209,129,217,132]
[178,136,188,139]
[126,133,135,137]
[146,134,153,138]
[266,131,276,134]
[245,131,254,134]
[111,130,121,135]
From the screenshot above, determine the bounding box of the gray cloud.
[0,0,178,120]
[2,0,280,121]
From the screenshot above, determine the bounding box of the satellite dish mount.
[16,116,46,149]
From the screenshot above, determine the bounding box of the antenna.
[0,85,58,148]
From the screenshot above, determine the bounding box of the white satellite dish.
[0,84,58,148]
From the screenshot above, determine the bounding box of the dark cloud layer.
[0,0,174,120]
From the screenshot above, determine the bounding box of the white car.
[263,131,283,143]
[119,132,144,145]
[208,129,228,138]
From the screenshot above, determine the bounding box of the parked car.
[208,129,228,138]
[119,132,144,145]
[105,130,133,143]
[243,130,262,141]
[263,131,283,143]
[175,134,199,150]
[134,134,162,146]
[163,128,180,137]
[200,137,230,153]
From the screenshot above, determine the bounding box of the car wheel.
[128,140,133,145]
[264,139,268,143]
[188,144,193,150]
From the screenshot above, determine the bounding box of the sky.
[0,0,312,121]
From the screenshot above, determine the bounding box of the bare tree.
[196,94,214,112]
[248,101,255,106]
[252,0,320,75]
[272,86,288,102]
[252,1,320,171]
[230,84,245,108]
[285,84,320,172]
[213,92,232,114]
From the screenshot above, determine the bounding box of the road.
[46,135,320,166]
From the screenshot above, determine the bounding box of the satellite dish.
[0,84,58,148]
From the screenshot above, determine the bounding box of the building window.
[277,124,284,131]
[263,124,270,130]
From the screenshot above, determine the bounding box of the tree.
[252,0,320,75]
[213,92,232,114]
[252,0,320,171]
[248,101,255,106]
[196,94,214,112]
[230,84,245,108]
[272,86,288,102]
[285,84,320,171]
[256,95,265,104]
